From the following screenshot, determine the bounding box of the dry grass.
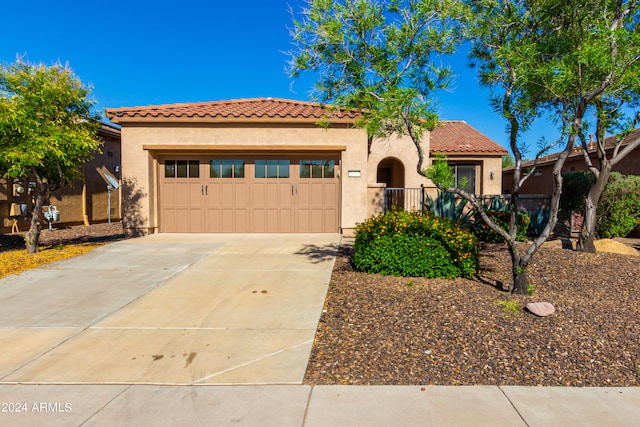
[0,244,100,279]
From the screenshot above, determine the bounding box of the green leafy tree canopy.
[289,0,469,172]
[0,60,101,185]
[0,59,102,253]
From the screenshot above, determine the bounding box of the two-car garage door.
[159,156,339,233]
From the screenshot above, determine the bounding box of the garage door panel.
[298,208,327,233]
[252,183,266,205]
[279,208,293,233]
[234,209,250,232]
[298,209,310,232]
[254,183,286,207]
[311,183,325,205]
[161,209,177,233]
[324,182,338,203]
[253,209,266,232]
[311,209,324,233]
[296,181,339,232]
[221,183,234,205]
[278,183,293,207]
[174,182,201,205]
[235,183,249,205]
[171,208,192,233]
[160,157,339,233]
[206,209,222,232]
[221,209,234,231]
[207,183,221,204]
[265,209,278,232]
[160,183,176,205]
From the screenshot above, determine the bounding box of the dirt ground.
[0,222,125,253]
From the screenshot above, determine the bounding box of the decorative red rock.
[526,302,555,317]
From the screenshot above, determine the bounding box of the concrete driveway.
[0,233,340,385]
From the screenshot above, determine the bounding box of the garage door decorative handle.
[201,185,208,196]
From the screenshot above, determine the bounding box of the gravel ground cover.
[304,241,640,386]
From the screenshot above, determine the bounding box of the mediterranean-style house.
[0,123,122,233]
[502,127,640,195]
[105,98,506,236]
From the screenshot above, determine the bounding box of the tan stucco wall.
[479,156,503,195]
[367,183,386,218]
[119,123,369,235]
[367,133,432,189]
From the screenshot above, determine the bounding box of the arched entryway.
[377,157,405,210]
[377,157,405,188]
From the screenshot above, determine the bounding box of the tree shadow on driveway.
[294,243,340,264]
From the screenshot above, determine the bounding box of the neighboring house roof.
[430,120,508,155]
[98,122,121,139]
[502,127,640,172]
[105,98,361,123]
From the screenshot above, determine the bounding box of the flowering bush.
[352,209,479,278]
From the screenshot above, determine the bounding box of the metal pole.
[107,185,112,224]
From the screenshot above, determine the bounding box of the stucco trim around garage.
[142,144,347,152]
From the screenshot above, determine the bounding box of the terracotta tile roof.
[105,98,361,122]
[430,121,507,154]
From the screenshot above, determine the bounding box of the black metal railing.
[383,187,426,212]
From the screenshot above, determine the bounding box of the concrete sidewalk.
[0,384,638,426]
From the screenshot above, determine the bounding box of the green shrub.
[597,172,640,238]
[472,210,530,242]
[352,209,479,278]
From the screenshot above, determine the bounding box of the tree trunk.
[578,208,597,253]
[512,266,529,295]
[25,192,45,254]
[508,245,530,295]
[577,169,610,253]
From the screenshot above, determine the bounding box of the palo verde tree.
[576,110,640,252]
[288,0,541,293]
[288,0,469,176]
[430,0,640,293]
[527,0,640,253]
[288,0,638,293]
[0,60,101,253]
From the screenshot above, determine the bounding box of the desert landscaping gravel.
[304,241,640,386]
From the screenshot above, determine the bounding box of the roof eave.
[432,150,508,156]
[106,114,357,125]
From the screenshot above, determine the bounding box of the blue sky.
[0,0,557,153]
